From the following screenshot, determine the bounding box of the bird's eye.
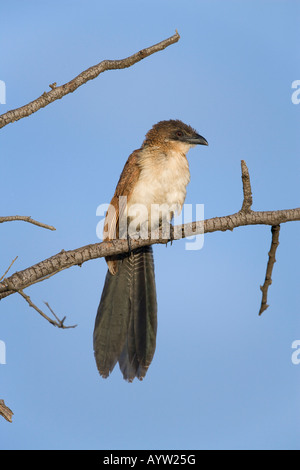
[176,131,183,137]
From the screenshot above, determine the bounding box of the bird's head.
[143,119,208,153]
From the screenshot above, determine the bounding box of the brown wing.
[104,149,141,274]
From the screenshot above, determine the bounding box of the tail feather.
[93,246,157,381]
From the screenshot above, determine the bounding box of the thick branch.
[0,32,180,129]
[0,207,299,300]
[1,161,299,301]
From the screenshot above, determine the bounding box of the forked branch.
[17,290,77,329]
[0,161,299,305]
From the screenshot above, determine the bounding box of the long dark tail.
[93,246,157,382]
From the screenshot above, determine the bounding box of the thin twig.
[0,400,13,423]
[0,256,18,282]
[240,160,253,212]
[259,225,281,316]
[17,290,76,329]
[0,32,180,129]
[0,216,56,231]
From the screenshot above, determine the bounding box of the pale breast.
[128,149,190,229]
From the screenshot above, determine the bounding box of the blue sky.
[1,0,299,450]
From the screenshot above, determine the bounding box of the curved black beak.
[186,133,208,146]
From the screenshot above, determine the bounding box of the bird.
[93,119,208,382]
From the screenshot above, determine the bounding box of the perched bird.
[93,119,208,381]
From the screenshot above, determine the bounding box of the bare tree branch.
[259,225,281,316]
[0,161,299,305]
[0,216,56,231]
[0,209,299,301]
[0,400,13,423]
[0,31,180,129]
